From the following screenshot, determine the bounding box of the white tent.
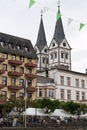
[23,108,48,116]
[50,109,74,118]
[80,113,87,119]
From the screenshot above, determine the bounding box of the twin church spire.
[35,5,71,71]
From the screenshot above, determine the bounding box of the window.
[42,58,45,64]
[27,69,32,74]
[81,80,85,88]
[20,67,24,73]
[39,89,43,97]
[82,92,85,101]
[28,80,32,86]
[2,53,8,58]
[49,89,54,98]
[27,93,32,98]
[61,52,64,58]
[44,49,47,53]
[25,47,28,51]
[67,77,71,86]
[67,90,71,101]
[11,77,16,85]
[2,64,7,70]
[52,43,55,47]
[10,92,16,100]
[19,93,24,99]
[2,76,7,85]
[76,91,80,101]
[12,55,16,60]
[60,89,64,100]
[20,56,24,62]
[19,79,24,86]
[17,46,21,50]
[1,91,6,100]
[50,53,53,60]
[54,52,57,58]
[63,42,66,46]
[60,76,64,85]
[11,66,15,71]
[27,58,32,63]
[75,79,79,88]
[65,53,68,59]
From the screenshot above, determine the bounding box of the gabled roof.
[0,32,37,59]
[35,15,47,51]
[53,5,65,45]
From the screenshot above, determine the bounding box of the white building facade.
[34,6,87,103]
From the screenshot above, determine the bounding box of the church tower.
[49,5,72,70]
[34,14,48,72]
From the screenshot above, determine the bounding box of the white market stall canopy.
[23,108,48,116]
[50,109,74,118]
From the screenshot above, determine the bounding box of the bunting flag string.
[79,23,85,31]
[67,18,73,26]
[29,0,35,8]
[28,0,87,32]
[56,12,62,21]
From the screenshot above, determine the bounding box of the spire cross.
[40,10,43,17]
[58,0,60,12]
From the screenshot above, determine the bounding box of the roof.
[35,15,47,51]
[53,6,65,45]
[0,32,37,59]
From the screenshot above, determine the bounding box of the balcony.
[25,62,37,68]
[27,86,37,93]
[8,85,22,90]
[8,60,23,65]
[0,70,5,74]
[0,57,5,62]
[25,73,37,79]
[0,84,6,89]
[8,71,23,77]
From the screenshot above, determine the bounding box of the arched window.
[54,52,57,58]
[61,52,64,58]
[50,53,53,60]
[65,53,68,59]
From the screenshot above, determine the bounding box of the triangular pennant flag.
[79,23,85,31]
[29,0,35,8]
[41,7,49,14]
[56,12,62,21]
[67,18,73,26]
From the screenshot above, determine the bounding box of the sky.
[0,0,87,73]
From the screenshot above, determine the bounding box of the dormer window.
[2,53,8,59]
[25,47,28,51]
[52,43,55,47]
[63,42,66,46]
[1,42,6,47]
[17,45,21,50]
[12,55,16,60]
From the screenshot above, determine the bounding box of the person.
[12,116,18,127]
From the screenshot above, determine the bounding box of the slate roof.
[35,15,47,51]
[0,32,37,59]
[53,6,65,45]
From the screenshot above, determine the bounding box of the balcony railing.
[25,62,37,68]
[25,73,37,79]
[0,70,5,74]
[8,71,23,77]
[27,86,37,93]
[8,60,23,65]
[0,57,5,62]
[8,85,22,90]
[0,84,6,89]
